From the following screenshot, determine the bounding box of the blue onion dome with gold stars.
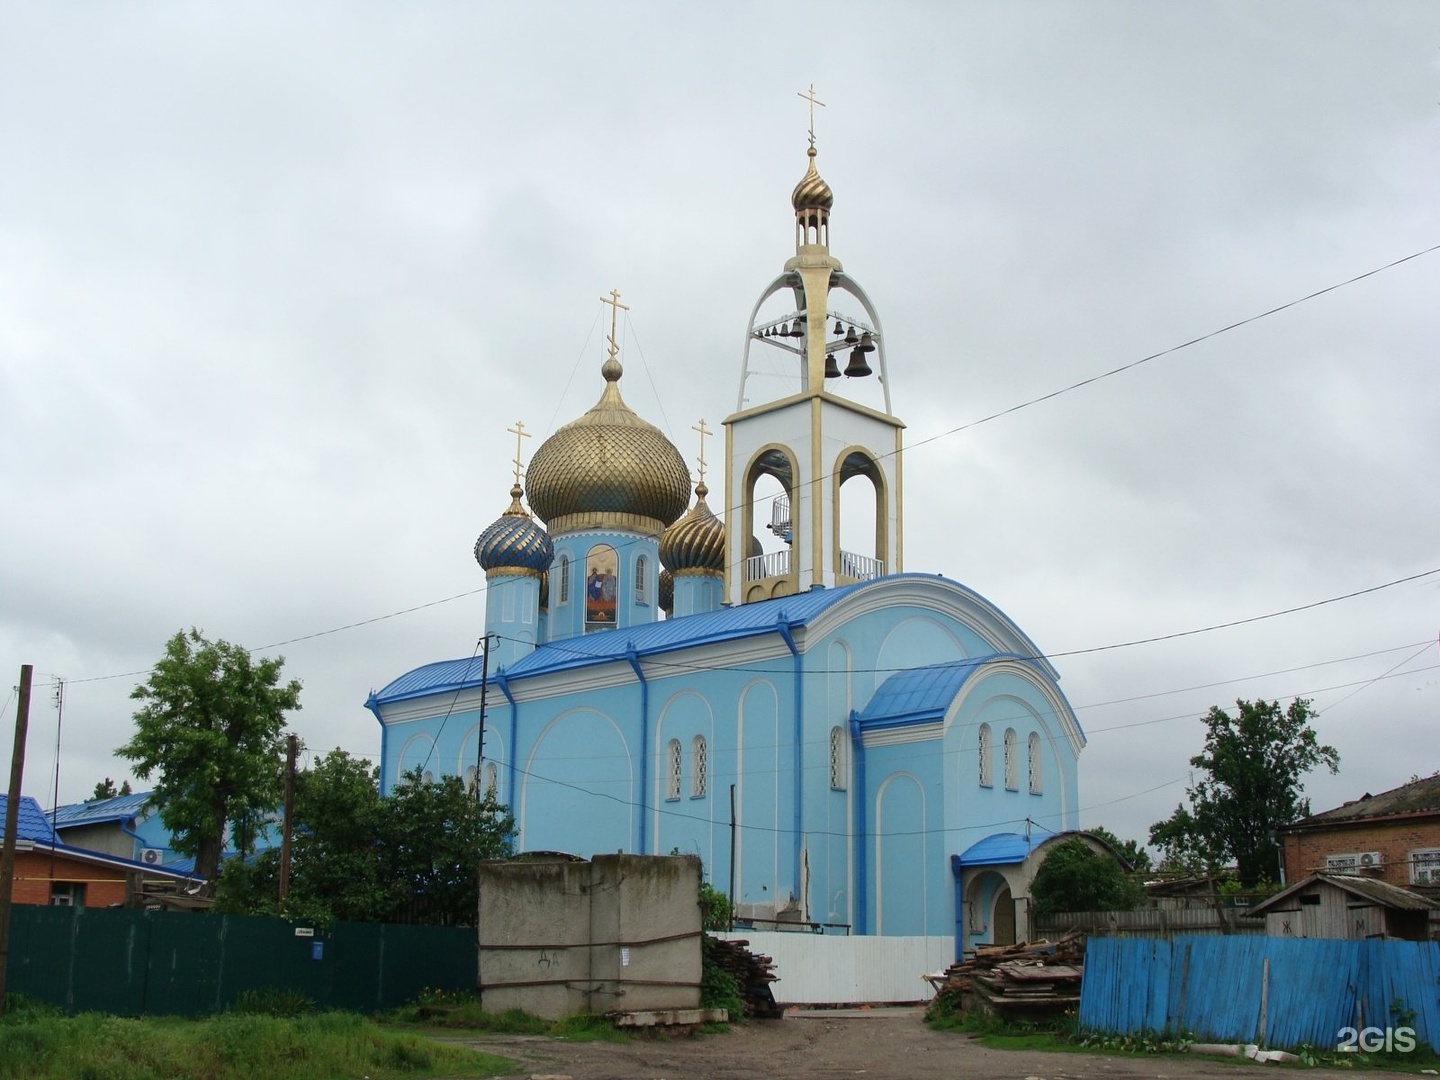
[791,146,833,213]
[660,481,726,575]
[474,484,554,575]
[525,355,692,537]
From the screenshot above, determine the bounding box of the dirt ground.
[439,1007,1381,1080]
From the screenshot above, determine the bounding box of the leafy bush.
[700,935,744,1017]
[1031,837,1145,916]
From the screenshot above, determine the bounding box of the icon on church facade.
[585,543,618,627]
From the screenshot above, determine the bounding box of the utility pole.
[474,635,492,800]
[0,664,35,1008]
[474,633,493,1001]
[278,733,298,911]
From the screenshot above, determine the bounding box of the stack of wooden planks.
[708,936,783,1018]
[926,933,1085,1020]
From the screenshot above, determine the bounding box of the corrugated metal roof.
[51,790,152,828]
[1251,873,1440,915]
[859,656,1032,726]
[956,827,1055,866]
[0,794,57,843]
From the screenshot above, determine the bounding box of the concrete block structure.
[478,853,702,1019]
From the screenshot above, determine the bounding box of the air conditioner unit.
[140,848,166,866]
[1357,851,1383,868]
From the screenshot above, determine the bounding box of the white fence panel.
[718,932,952,1004]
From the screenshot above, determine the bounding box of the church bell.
[844,347,872,378]
[824,352,841,378]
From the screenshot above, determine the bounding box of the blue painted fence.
[1079,935,1440,1049]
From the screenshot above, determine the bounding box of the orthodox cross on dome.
[507,419,531,487]
[600,288,630,364]
[691,418,712,486]
[797,83,826,148]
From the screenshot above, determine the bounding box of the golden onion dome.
[791,146,834,213]
[525,356,692,537]
[658,568,674,615]
[660,482,726,575]
[475,484,553,575]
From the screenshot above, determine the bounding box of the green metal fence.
[3,905,476,1016]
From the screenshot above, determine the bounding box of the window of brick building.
[1411,848,1440,885]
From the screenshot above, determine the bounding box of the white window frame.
[691,734,707,798]
[1003,728,1019,791]
[558,555,571,605]
[829,725,847,791]
[636,555,648,605]
[484,761,499,798]
[666,738,682,801]
[978,724,993,788]
[1410,848,1440,885]
[1028,732,1042,794]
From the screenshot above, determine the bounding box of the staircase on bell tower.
[722,89,904,605]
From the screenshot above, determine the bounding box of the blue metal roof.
[0,795,57,843]
[858,656,1035,727]
[956,827,1056,866]
[51,790,152,828]
[370,577,874,706]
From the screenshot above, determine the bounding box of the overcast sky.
[3,2,1437,857]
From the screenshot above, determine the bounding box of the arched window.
[691,734,707,797]
[1028,733,1042,794]
[978,724,993,787]
[557,555,571,605]
[1004,729,1018,791]
[484,761,499,798]
[464,765,479,794]
[636,555,649,604]
[666,738,682,801]
[829,726,847,790]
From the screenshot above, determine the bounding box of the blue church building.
[368,136,1086,948]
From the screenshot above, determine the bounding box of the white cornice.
[862,721,942,747]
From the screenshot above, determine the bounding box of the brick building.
[2,794,194,908]
[1279,774,1440,890]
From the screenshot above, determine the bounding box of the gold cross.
[507,419,531,487]
[797,83,826,147]
[692,418,712,485]
[601,288,630,362]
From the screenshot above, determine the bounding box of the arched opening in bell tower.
[741,445,796,602]
[834,448,886,582]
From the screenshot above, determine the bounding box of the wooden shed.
[1249,873,1437,941]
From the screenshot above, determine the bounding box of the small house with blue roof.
[367,135,1086,953]
[1,794,196,907]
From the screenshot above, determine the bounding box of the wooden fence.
[1035,906,1263,939]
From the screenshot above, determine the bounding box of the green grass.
[0,1006,520,1080]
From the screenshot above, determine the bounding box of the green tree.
[382,768,515,925]
[118,629,301,886]
[1149,697,1338,888]
[217,758,515,926]
[89,777,132,801]
[1030,837,1146,916]
[1086,826,1153,872]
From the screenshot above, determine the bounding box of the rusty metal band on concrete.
[479,928,703,950]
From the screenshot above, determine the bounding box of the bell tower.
[723,90,904,605]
